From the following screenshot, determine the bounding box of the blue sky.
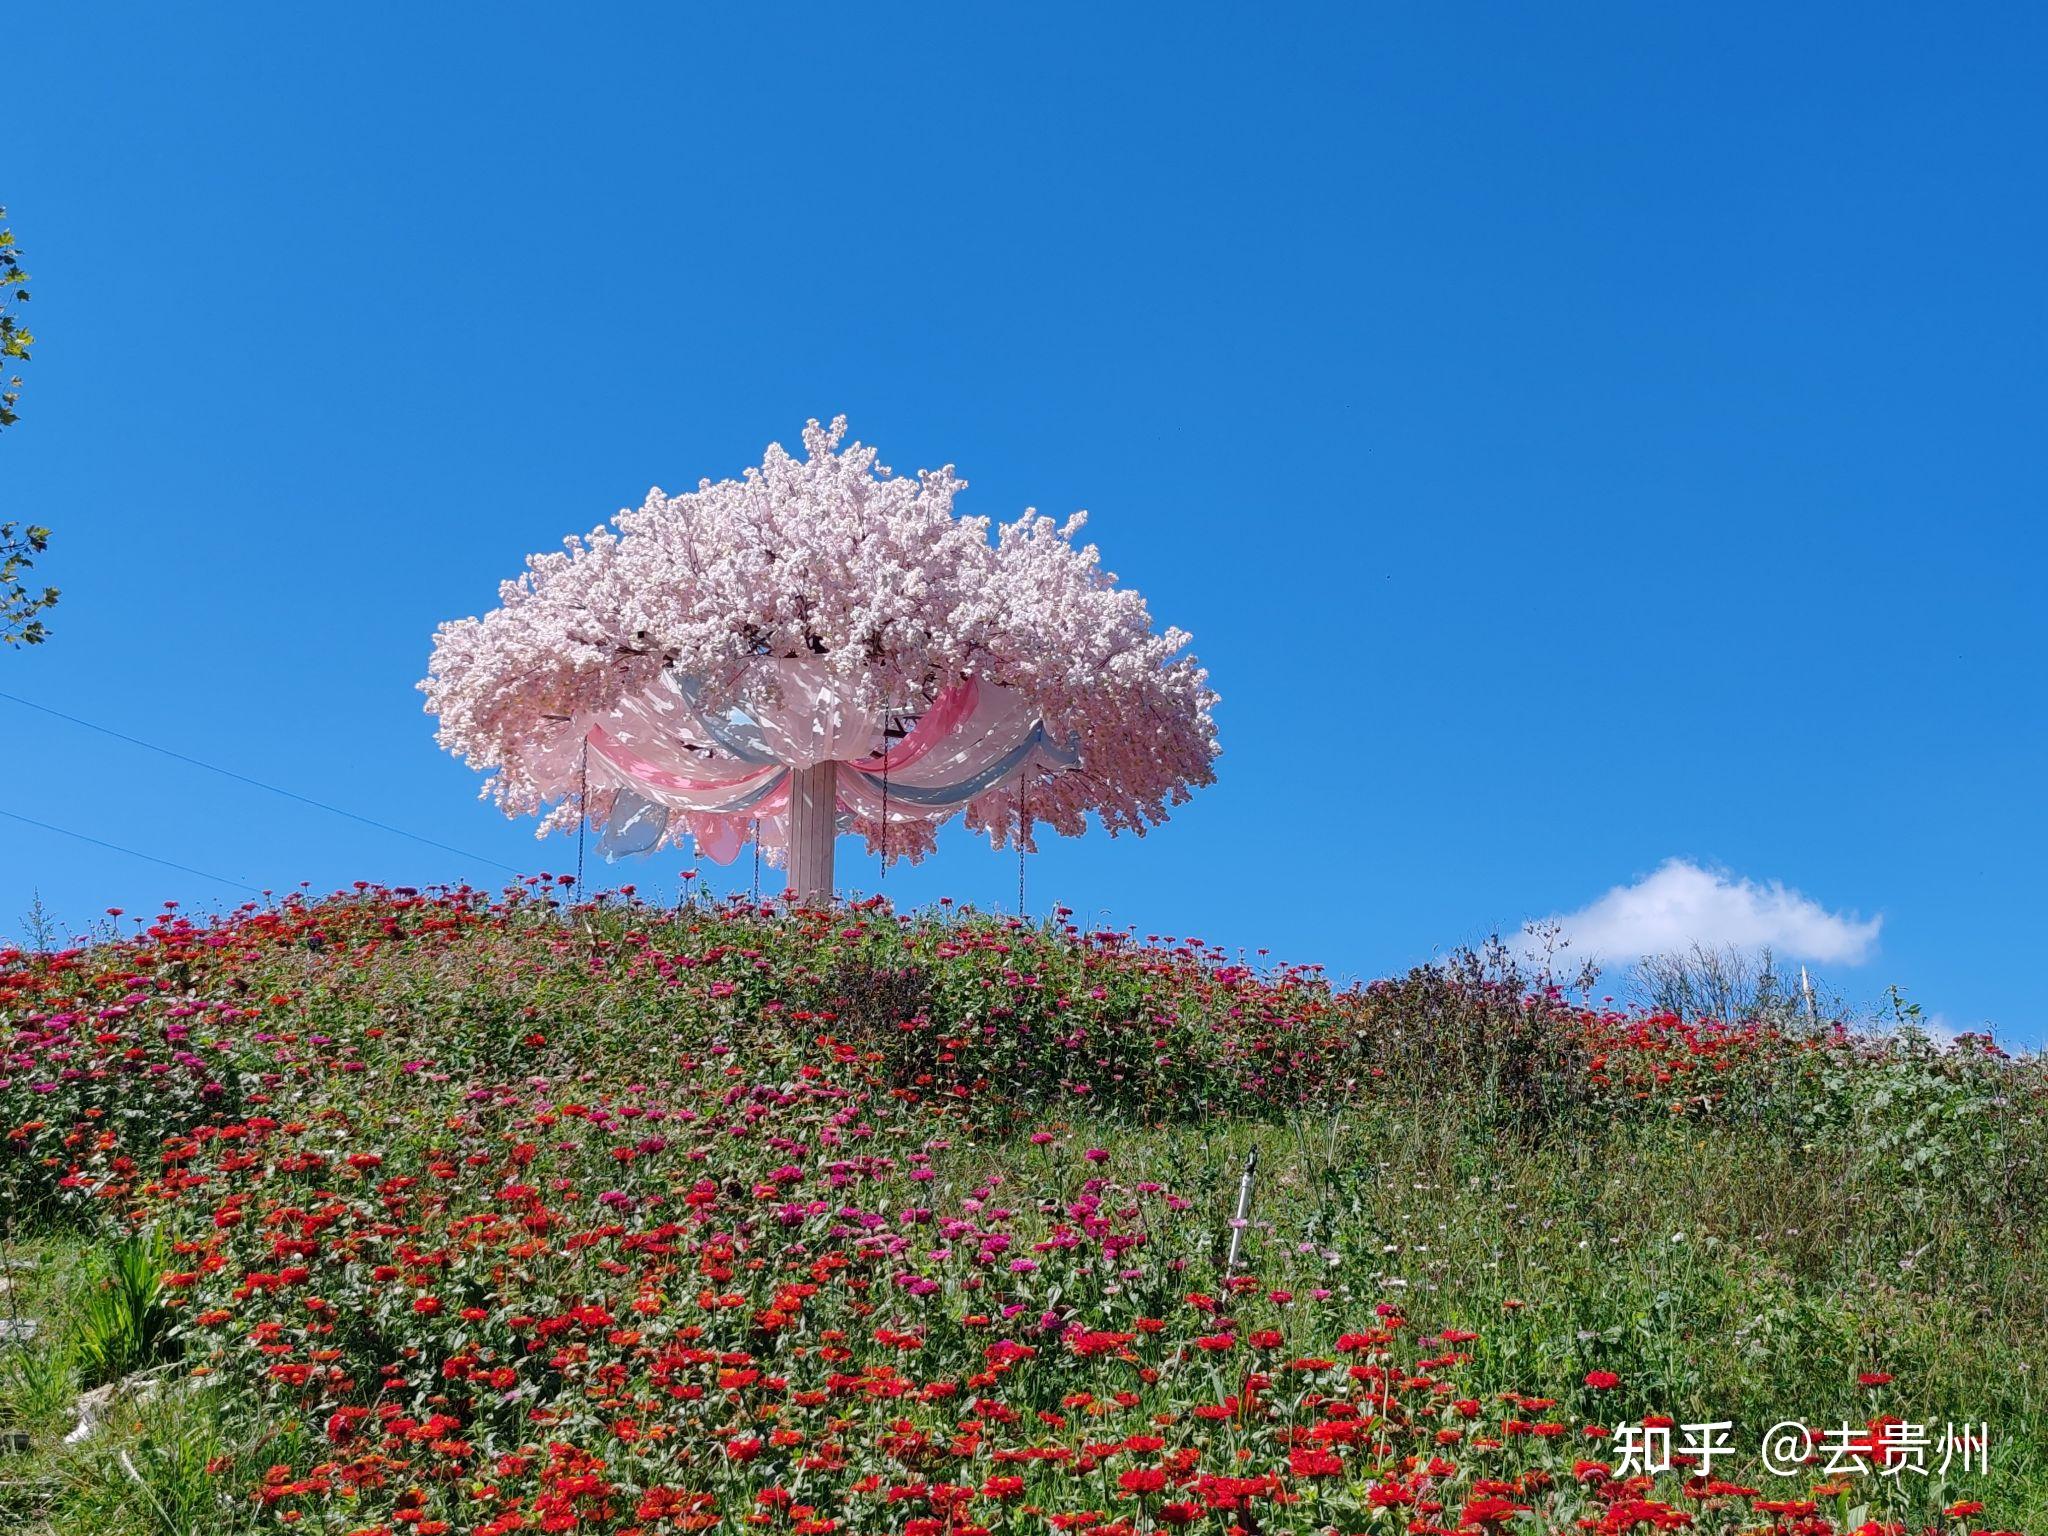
[4,5,2043,1039]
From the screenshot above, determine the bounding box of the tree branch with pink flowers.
[422,419,1218,898]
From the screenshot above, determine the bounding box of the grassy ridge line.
[0,885,2041,1535]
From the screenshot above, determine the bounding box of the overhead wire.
[0,807,263,895]
[0,688,522,874]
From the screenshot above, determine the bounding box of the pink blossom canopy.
[421,419,1218,866]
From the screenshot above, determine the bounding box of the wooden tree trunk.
[786,762,837,904]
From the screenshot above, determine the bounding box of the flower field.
[1,885,2043,1535]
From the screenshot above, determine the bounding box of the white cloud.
[1528,858,1881,967]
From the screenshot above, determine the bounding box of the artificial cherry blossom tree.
[422,419,1218,901]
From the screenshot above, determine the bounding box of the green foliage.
[1,207,56,646]
[0,1240,92,1432]
[56,1389,262,1536]
[0,205,29,431]
[0,1332,76,1439]
[1,521,58,646]
[71,1231,176,1389]
[1346,935,1596,1134]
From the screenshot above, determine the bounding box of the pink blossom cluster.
[422,419,1218,852]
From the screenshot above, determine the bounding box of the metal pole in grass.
[1224,1146,1258,1271]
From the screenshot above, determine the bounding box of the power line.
[0,689,521,874]
[0,807,262,895]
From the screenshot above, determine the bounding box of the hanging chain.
[879,708,891,883]
[575,737,589,897]
[1018,773,1028,917]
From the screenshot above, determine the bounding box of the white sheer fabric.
[568,658,1077,865]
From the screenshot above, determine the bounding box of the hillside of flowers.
[1,884,2044,1536]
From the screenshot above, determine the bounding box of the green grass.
[1050,1103,2047,1508]
[0,1233,250,1536]
[2,890,2042,1531]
